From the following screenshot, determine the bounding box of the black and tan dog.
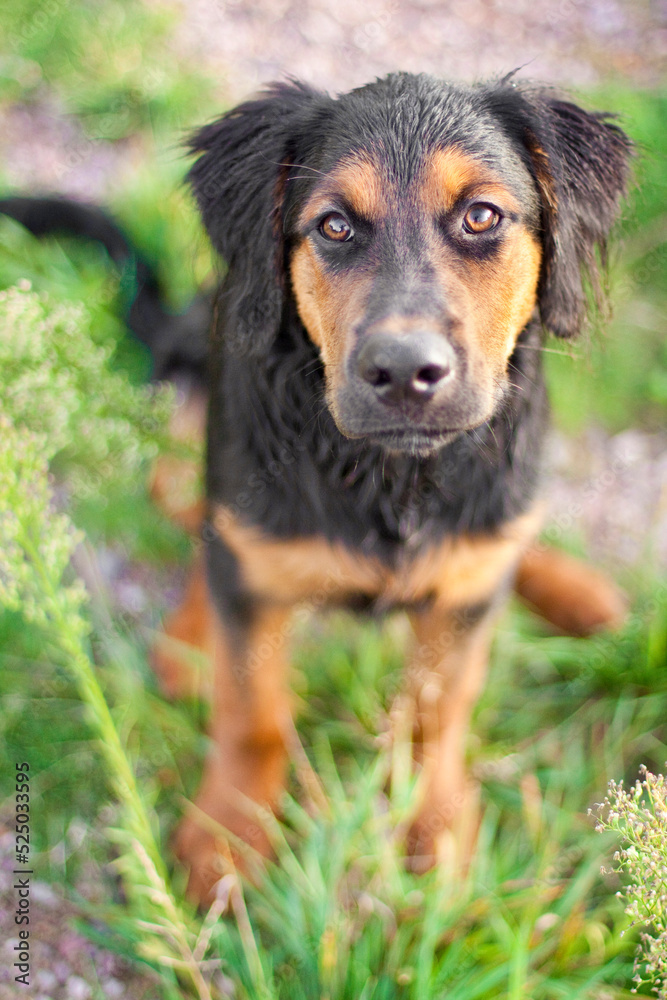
[155,72,632,903]
[1,72,632,906]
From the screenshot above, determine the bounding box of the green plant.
[595,767,667,998]
[0,285,216,998]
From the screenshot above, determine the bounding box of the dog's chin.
[337,424,463,457]
[369,429,463,457]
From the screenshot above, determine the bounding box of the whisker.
[506,361,534,390]
[269,161,328,177]
[286,174,328,183]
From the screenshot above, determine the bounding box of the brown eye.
[320,213,353,242]
[463,204,501,234]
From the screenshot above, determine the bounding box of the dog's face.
[287,111,542,453]
[189,74,630,455]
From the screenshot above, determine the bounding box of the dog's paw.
[173,807,272,908]
[405,780,481,875]
[173,818,230,906]
[150,634,208,701]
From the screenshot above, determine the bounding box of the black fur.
[203,523,256,641]
[187,82,330,358]
[207,313,548,559]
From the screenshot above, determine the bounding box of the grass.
[0,2,666,997]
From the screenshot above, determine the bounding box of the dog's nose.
[356,332,455,406]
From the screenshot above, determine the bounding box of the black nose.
[356,332,455,406]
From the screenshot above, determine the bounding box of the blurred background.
[2,0,665,193]
[0,4,666,999]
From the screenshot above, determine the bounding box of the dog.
[155,72,632,905]
[0,71,632,907]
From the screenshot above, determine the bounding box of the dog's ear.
[529,96,632,338]
[188,81,323,356]
[489,86,633,339]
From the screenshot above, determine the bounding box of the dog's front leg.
[405,605,497,874]
[173,543,293,905]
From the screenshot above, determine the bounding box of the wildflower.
[595,766,667,998]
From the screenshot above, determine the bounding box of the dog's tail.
[0,195,210,384]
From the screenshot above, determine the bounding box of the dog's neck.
[206,319,549,557]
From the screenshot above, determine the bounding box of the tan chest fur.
[212,504,542,612]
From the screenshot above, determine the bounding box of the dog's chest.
[212,505,539,614]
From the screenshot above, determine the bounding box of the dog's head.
[189,74,631,456]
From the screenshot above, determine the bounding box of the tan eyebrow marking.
[298,154,389,227]
[421,147,521,214]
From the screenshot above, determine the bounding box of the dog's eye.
[319,213,354,242]
[462,204,501,234]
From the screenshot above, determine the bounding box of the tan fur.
[406,605,496,870]
[420,147,521,214]
[173,598,294,902]
[213,503,543,611]
[419,147,542,367]
[524,137,559,215]
[297,153,389,226]
[151,552,214,700]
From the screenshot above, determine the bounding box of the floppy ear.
[489,85,632,339]
[187,81,324,356]
[528,95,632,338]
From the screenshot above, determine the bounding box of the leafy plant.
[0,285,217,998]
